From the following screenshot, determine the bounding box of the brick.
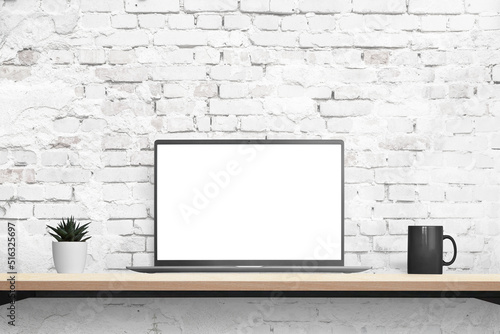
[306,86,331,99]
[80,13,110,29]
[163,84,188,98]
[360,220,386,236]
[132,183,154,201]
[300,118,326,132]
[376,168,429,184]
[138,14,166,28]
[36,168,92,183]
[85,85,106,99]
[429,203,484,218]
[282,16,308,31]
[130,151,154,166]
[196,15,222,29]
[211,116,238,131]
[354,32,408,48]
[222,49,251,65]
[106,220,134,235]
[0,169,35,183]
[1,203,33,219]
[0,151,9,165]
[18,185,44,201]
[195,48,220,64]
[103,184,130,201]
[421,16,447,32]
[134,219,155,236]
[240,116,267,132]
[240,0,269,12]
[409,0,463,14]
[101,100,153,116]
[270,116,296,132]
[95,167,150,183]
[53,117,80,133]
[299,0,351,13]
[111,14,137,29]
[224,15,252,30]
[34,204,87,219]
[184,0,238,12]
[253,16,278,31]
[353,0,406,13]
[320,100,373,117]
[81,118,107,132]
[168,14,195,29]
[13,150,36,166]
[300,33,352,47]
[0,66,31,81]
[151,66,206,80]
[374,236,407,252]
[448,15,475,31]
[219,83,249,98]
[125,0,179,13]
[210,99,263,115]
[264,97,316,116]
[344,236,370,252]
[156,98,206,115]
[195,116,211,131]
[96,31,149,47]
[479,16,500,30]
[78,49,105,65]
[0,186,14,200]
[269,0,296,13]
[96,67,148,83]
[307,15,336,31]
[45,185,72,201]
[194,82,218,97]
[41,151,68,166]
[49,50,73,64]
[167,116,195,132]
[388,185,416,201]
[358,185,385,201]
[103,135,132,150]
[102,151,128,166]
[81,0,123,12]
[154,30,207,46]
[374,203,428,219]
[466,0,500,13]
[250,32,298,47]
[108,50,136,65]
[446,186,474,202]
[210,65,263,81]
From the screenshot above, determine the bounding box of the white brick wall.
[1,0,500,331]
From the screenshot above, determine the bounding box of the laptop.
[127,139,370,273]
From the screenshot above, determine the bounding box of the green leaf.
[49,232,62,242]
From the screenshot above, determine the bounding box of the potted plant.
[47,216,91,273]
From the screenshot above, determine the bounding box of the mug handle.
[443,235,457,266]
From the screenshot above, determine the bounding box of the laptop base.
[127,266,371,273]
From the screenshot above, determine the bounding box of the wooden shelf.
[2,273,500,292]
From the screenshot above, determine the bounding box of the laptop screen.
[155,140,344,266]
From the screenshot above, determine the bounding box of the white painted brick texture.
[1,0,500,331]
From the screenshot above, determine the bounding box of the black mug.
[407,226,457,274]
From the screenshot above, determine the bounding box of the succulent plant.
[47,216,91,242]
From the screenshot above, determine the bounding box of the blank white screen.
[157,143,342,261]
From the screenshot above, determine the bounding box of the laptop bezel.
[154,139,345,268]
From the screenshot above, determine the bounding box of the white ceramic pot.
[52,242,87,273]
